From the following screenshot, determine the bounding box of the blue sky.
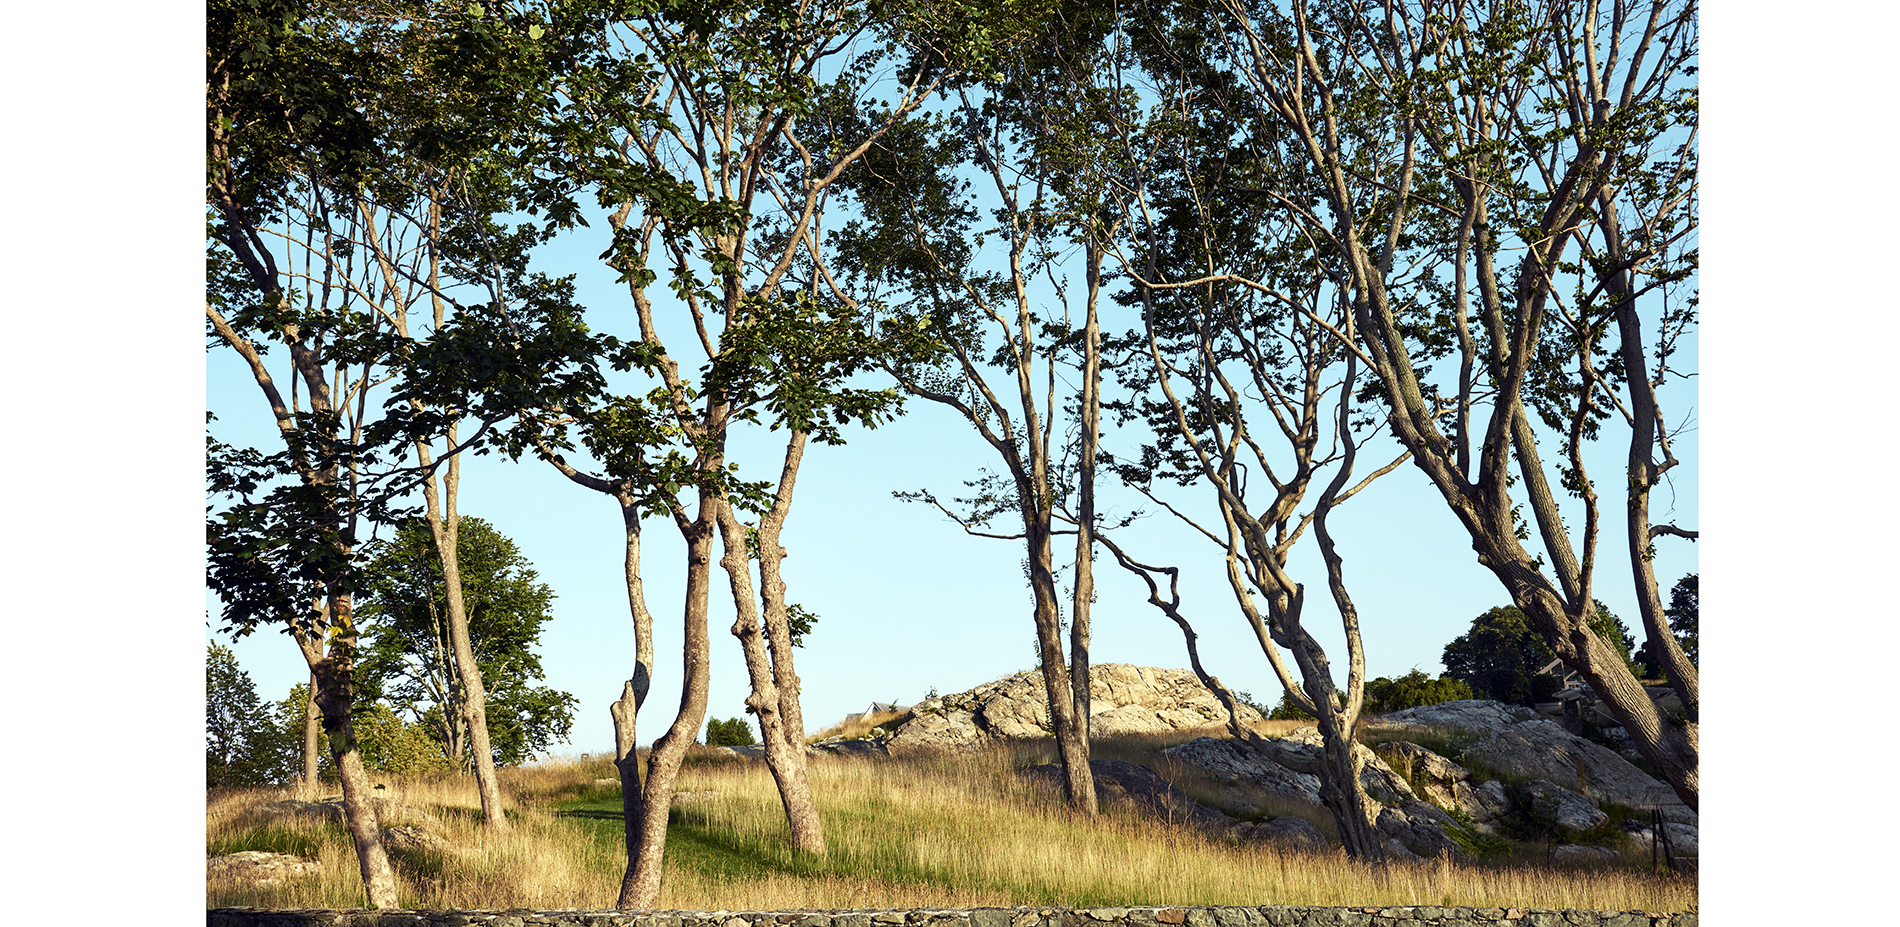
[197,10,1705,755]
[6,2,1897,922]
[1,0,1887,919]
[202,194,1702,757]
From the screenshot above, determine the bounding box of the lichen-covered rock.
[1156,737,1323,807]
[1375,803,1469,860]
[254,796,439,827]
[1514,779,1609,834]
[207,850,320,886]
[1258,815,1329,850]
[1369,699,1696,827]
[1273,727,1419,807]
[1550,844,1618,862]
[1372,741,1509,829]
[1366,700,1537,737]
[1019,759,1229,827]
[811,737,890,758]
[885,666,1258,753]
[381,824,449,855]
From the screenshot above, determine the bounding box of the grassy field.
[206,732,1696,912]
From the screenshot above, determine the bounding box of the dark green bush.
[705,716,757,746]
[1364,670,1474,715]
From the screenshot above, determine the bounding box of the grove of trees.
[208,0,1696,905]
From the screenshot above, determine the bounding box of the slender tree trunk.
[612,491,655,873]
[719,433,826,854]
[1069,274,1100,753]
[1028,521,1096,815]
[1344,205,1702,811]
[1259,582,1385,863]
[302,595,399,908]
[1603,205,1699,715]
[301,669,322,792]
[719,515,826,853]
[418,426,509,828]
[618,492,717,909]
[1312,708,1383,859]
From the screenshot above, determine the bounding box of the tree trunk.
[612,491,656,874]
[303,595,399,908]
[719,432,826,854]
[720,522,827,854]
[416,422,510,827]
[1312,708,1383,860]
[617,493,717,909]
[1069,274,1100,754]
[301,669,322,792]
[1603,203,1699,716]
[610,679,647,870]
[1344,205,1701,811]
[1028,522,1095,815]
[1259,590,1386,863]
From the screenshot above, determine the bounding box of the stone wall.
[207,904,1696,927]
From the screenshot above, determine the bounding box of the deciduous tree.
[1180,0,1699,807]
[208,643,296,787]
[208,0,587,897]
[1664,573,1697,666]
[501,0,996,904]
[824,3,1120,814]
[357,517,576,768]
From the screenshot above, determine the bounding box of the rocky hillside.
[868,664,1262,752]
[1156,700,1698,864]
[814,667,1696,867]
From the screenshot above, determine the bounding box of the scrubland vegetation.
[208,731,1695,912]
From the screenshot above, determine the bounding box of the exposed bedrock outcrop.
[882,664,1260,754]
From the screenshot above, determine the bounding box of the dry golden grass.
[807,709,913,744]
[207,740,1695,913]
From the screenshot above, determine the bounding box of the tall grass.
[807,709,912,744]
[208,740,1695,912]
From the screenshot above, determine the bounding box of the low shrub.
[705,716,757,747]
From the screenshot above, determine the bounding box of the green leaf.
[528,24,544,40]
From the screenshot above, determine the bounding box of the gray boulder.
[1157,737,1322,807]
[1019,759,1228,828]
[1662,821,1699,856]
[1551,844,1619,863]
[886,665,1258,753]
[1372,740,1508,830]
[1382,838,1425,863]
[811,737,889,758]
[1230,815,1330,851]
[1156,730,1432,824]
[1462,779,1512,830]
[1368,700,1538,737]
[254,796,438,826]
[207,851,320,887]
[1515,779,1610,834]
[1376,802,1469,861]
[1625,820,1698,857]
[1273,727,1419,807]
[1371,699,1696,826]
[380,824,448,855]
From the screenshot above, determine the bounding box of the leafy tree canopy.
[356,516,575,767]
[1666,573,1698,666]
[1443,605,1639,707]
[208,643,296,787]
[1364,671,1475,715]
